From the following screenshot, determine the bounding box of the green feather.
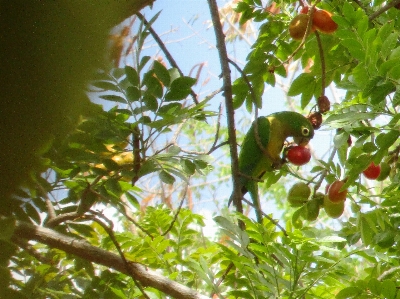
[234,111,314,223]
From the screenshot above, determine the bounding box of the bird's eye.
[301,127,310,136]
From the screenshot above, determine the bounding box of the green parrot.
[230,111,315,223]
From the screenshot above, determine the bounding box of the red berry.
[347,136,352,147]
[307,112,323,130]
[325,183,331,194]
[312,9,338,34]
[286,146,311,166]
[363,162,381,180]
[317,95,330,113]
[300,6,309,14]
[328,180,347,203]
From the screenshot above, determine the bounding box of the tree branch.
[11,219,209,299]
[207,0,244,218]
[369,0,400,21]
[136,12,199,105]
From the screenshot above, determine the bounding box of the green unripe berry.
[287,182,311,207]
[323,195,345,219]
[305,199,320,221]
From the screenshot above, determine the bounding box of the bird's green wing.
[238,116,272,185]
[238,117,273,223]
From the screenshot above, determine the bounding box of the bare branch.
[11,218,209,299]
[207,0,244,217]
[45,212,80,228]
[369,0,400,20]
[136,12,199,105]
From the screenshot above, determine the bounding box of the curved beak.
[294,136,311,146]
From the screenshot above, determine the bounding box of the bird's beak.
[294,137,310,146]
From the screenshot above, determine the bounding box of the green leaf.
[362,76,383,98]
[318,236,346,243]
[375,130,400,150]
[287,73,315,96]
[214,216,242,235]
[159,170,175,184]
[362,141,377,153]
[368,278,381,295]
[165,76,196,101]
[99,94,126,104]
[341,39,365,61]
[142,93,158,111]
[300,80,316,109]
[389,46,400,60]
[171,76,196,90]
[228,290,254,299]
[325,112,377,127]
[232,78,248,109]
[168,68,181,83]
[381,32,398,59]
[167,145,181,155]
[359,216,374,245]
[370,82,395,105]
[105,178,123,196]
[143,73,163,98]
[25,203,41,224]
[381,280,396,299]
[138,159,157,177]
[125,65,140,86]
[91,80,119,92]
[182,159,196,175]
[334,131,349,148]
[0,217,15,240]
[139,56,151,72]
[153,60,171,87]
[126,86,141,102]
[336,286,363,299]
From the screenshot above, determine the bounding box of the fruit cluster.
[289,6,338,41]
[287,159,390,226]
[288,179,347,227]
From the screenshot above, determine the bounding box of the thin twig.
[352,0,369,13]
[12,237,53,265]
[37,184,57,220]
[313,148,337,195]
[369,0,400,20]
[132,125,142,185]
[241,198,288,236]
[227,58,258,105]
[91,190,155,238]
[314,31,326,96]
[90,213,151,299]
[211,262,234,298]
[209,103,223,152]
[136,12,199,105]
[207,0,244,218]
[120,210,154,239]
[378,266,400,281]
[162,183,188,236]
[45,212,80,228]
